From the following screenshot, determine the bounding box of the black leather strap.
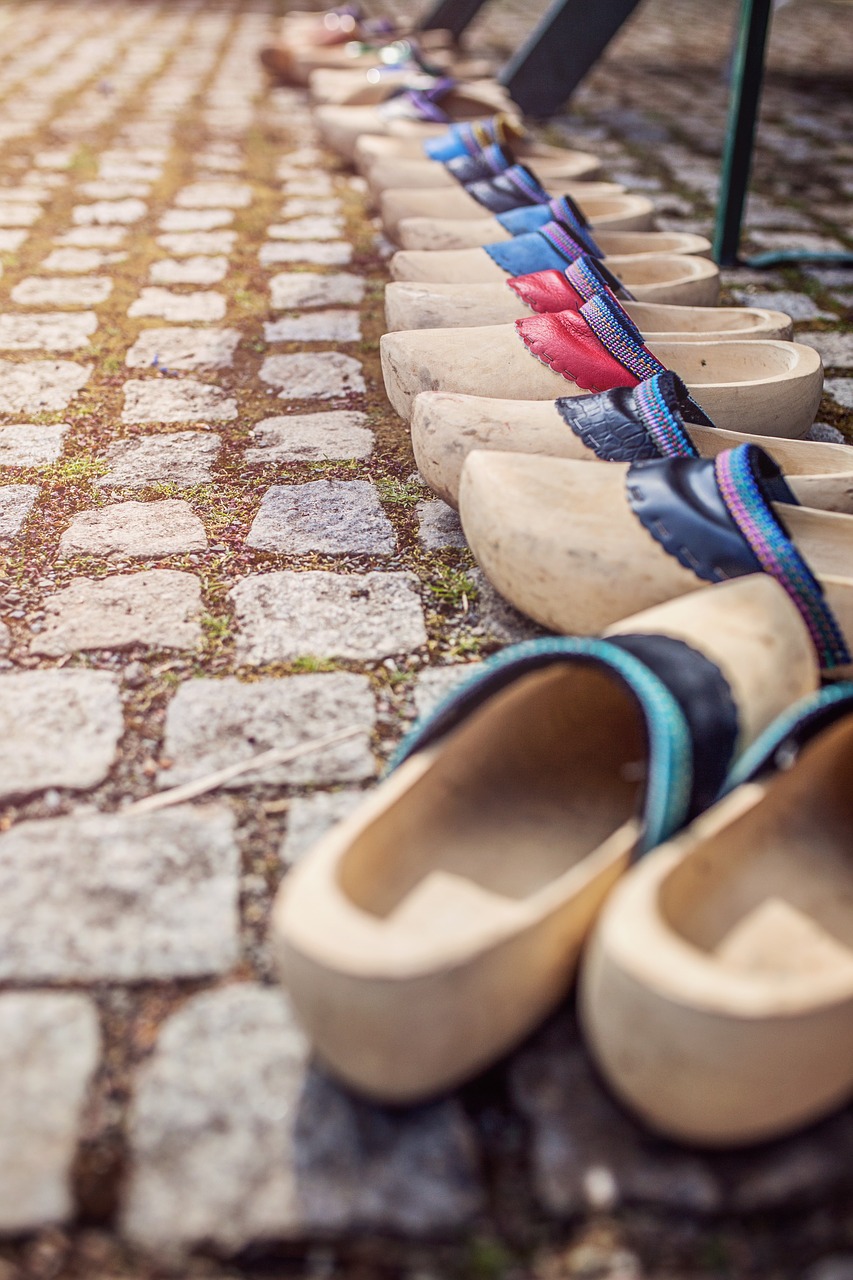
[557,385,675,463]
[626,455,768,582]
[464,169,546,213]
[608,633,739,816]
[444,146,511,186]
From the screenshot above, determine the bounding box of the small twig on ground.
[120,725,369,816]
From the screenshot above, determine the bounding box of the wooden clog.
[366,149,603,194]
[380,181,629,237]
[411,377,853,510]
[385,258,721,324]
[394,196,656,247]
[315,84,517,162]
[458,444,853,676]
[270,576,818,1102]
[379,310,822,436]
[309,62,495,106]
[581,682,853,1146]
[390,231,712,285]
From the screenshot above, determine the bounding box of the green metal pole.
[713,0,773,267]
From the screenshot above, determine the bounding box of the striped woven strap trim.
[566,254,634,302]
[715,445,851,670]
[548,196,603,257]
[477,141,512,176]
[633,373,699,459]
[538,221,591,264]
[387,76,456,122]
[580,293,666,383]
[501,163,550,204]
[449,121,489,157]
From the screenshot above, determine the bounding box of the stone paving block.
[0,422,67,467]
[160,672,376,788]
[280,789,365,863]
[55,225,128,248]
[231,571,427,664]
[281,197,342,219]
[247,480,396,555]
[0,228,28,251]
[0,483,39,536]
[149,255,229,285]
[246,411,373,464]
[0,670,122,800]
[31,570,203,655]
[0,806,239,981]
[42,247,125,272]
[280,176,334,198]
[158,208,234,232]
[826,379,853,409]
[99,431,220,488]
[277,148,325,173]
[268,216,345,241]
[260,352,365,401]
[60,499,208,559]
[413,664,480,720]
[0,202,41,226]
[260,240,353,267]
[175,181,251,208]
[128,287,226,322]
[122,378,237,422]
[730,289,834,321]
[156,230,237,256]
[0,622,9,654]
[78,180,151,200]
[122,984,483,1256]
[470,568,543,644]
[99,159,162,182]
[0,311,97,351]
[34,149,75,169]
[800,332,853,369]
[416,499,467,550]
[12,277,113,308]
[749,231,847,253]
[0,992,100,1231]
[270,271,365,309]
[808,422,847,445]
[126,327,240,370]
[264,310,361,343]
[72,198,148,225]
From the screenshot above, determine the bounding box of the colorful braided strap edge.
[715,444,851,670]
[634,373,699,459]
[580,293,666,383]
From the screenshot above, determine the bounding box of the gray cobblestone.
[0,669,122,800]
[125,327,239,370]
[260,240,353,266]
[156,231,237,256]
[0,311,97,350]
[60,499,208,558]
[280,789,365,863]
[122,378,237,422]
[72,198,148,225]
[159,208,234,232]
[246,411,372,463]
[231,571,427,664]
[0,423,67,467]
[160,672,376,788]
[122,984,483,1257]
[41,247,125,272]
[31,570,203,655]
[260,352,365,400]
[0,805,239,981]
[264,310,361,343]
[800,332,853,369]
[247,480,395,555]
[175,181,251,208]
[128,287,226,322]
[416,499,467,550]
[270,271,365,309]
[0,483,39,536]
[149,255,229,285]
[0,993,100,1231]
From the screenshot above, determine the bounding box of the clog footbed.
[379,312,822,437]
[581,682,853,1146]
[458,444,853,675]
[270,576,818,1103]
[410,377,853,511]
[384,257,721,325]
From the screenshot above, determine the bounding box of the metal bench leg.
[417,0,493,39]
[498,0,643,119]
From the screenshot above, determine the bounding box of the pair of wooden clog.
[270,570,853,1146]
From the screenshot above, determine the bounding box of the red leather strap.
[506,269,586,315]
[515,310,641,394]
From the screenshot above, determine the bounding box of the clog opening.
[618,257,709,287]
[658,716,853,976]
[654,341,800,383]
[337,663,647,918]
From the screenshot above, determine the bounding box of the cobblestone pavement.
[0,1,851,1278]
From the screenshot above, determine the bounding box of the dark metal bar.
[498,0,643,119]
[712,0,773,266]
[417,0,492,39]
